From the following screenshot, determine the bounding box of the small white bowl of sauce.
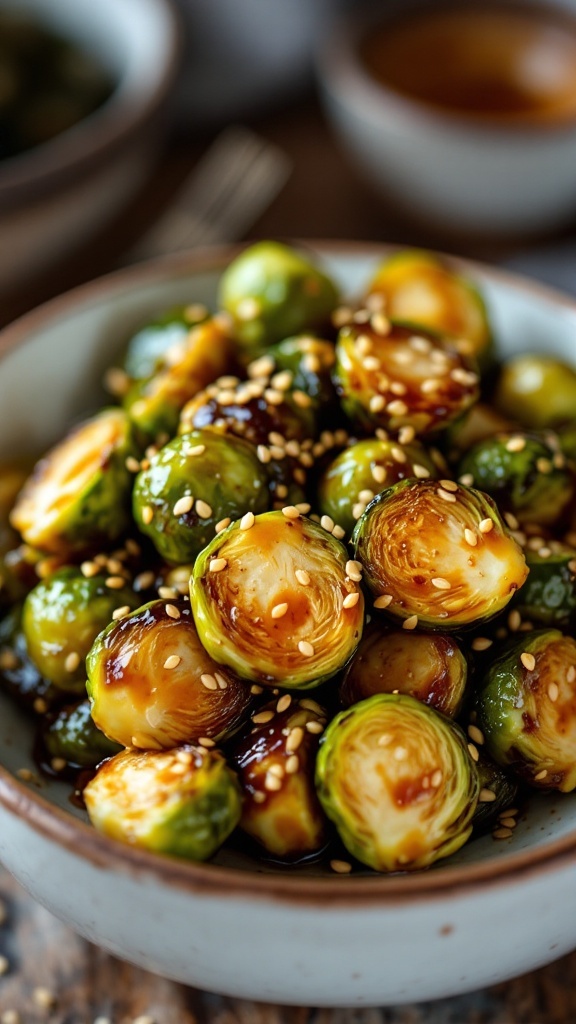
[317,0,576,237]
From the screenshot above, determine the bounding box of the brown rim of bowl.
[317,0,576,138]
[0,0,181,210]
[2,239,576,905]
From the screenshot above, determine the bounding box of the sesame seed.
[493,828,513,840]
[500,817,517,829]
[421,378,441,394]
[378,733,392,747]
[282,505,301,520]
[125,455,141,473]
[250,684,264,695]
[307,718,323,733]
[269,763,285,778]
[440,479,458,492]
[371,312,391,335]
[286,727,304,752]
[253,790,266,804]
[33,697,48,714]
[125,539,141,557]
[363,355,381,372]
[459,473,475,487]
[464,528,478,547]
[173,495,194,516]
[298,640,315,657]
[188,444,206,457]
[200,673,218,690]
[285,754,299,774]
[508,609,521,632]
[214,672,228,690]
[295,569,310,586]
[343,592,360,609]
[300,698,324,714]
[164,604,181,621]
[534,769,548,780]
[16,768,34,782]
[451,368,479,387]
[216,517,231,533]
[253,710,275,724]
[358,489,374,503]
[467,743,480,762]
[65,651,80,673]
[142,505,154,525]
[265,773,282,792]
[437,487,457,503]
[356,334,373,355]
[520,652,536,671]
[504,512,520,530]
[163,655,181,670]
[390,381,408,397]
[345,559,363,581]
[112,605,132,620]
[479,518,494,534]
[269,431,285,447]
[431,577,451,590]
[567,665,576,683]
[413,464,430,479]
[195,499,212,519]
[209,557,228,573]
[431,769,443,787]
[472,637,493,651]
[248,354,274,378]
[104,366,130,397]
[369,395,385,413]
[479,788,497,802]
[468,724,485,745]
[0,649,18,670]
[51,757,67,773]
[332,524,346,540]
[506,437,526,453]
[285,440,301,458]
[265,389,283,406]
[134,570,155,590]
[394,746,408,761]
[330,859,352,874]
[536,457,552,474]
[387,399,408,417]
[271,602,289,619]
[321,514,335,532]
[352,502,366,520]
[293,390,313,409]
[402,615,418,630]
[374,594,393,609]
[409,335,432,353]
[106,575,127,591]
[372,464,387,484]
[276,694,292,713]
[33,988,56,1010]
[257,445,271,464]
[272,370,293,391]
[548,682,559,702]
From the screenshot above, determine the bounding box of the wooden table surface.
[1,96,576,1023]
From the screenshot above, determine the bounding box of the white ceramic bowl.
[0,0,179,295]
[1,243,576,1006]
[317,1,576,237]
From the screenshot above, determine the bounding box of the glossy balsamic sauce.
[361,3,576,123]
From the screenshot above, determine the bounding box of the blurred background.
[4,0,576,328]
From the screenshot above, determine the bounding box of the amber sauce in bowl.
[361,2,576,124]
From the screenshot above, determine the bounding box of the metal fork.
[127,125,292,261]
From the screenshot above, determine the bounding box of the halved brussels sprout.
[191,510,364,689]
[458,432,574,527]
[317,436,441,537]
[334,322,479,436]
[472,752,519,834]
[10,409,137,555]
[366,249,494,370]
[133,430,269,564]
[123,303,209,381]
[266,335,338,413]
[476,629,576,791]
[124,317,234,439]
[353,479,528,630]
[42,699,122,769]
[0,602,59,712]
[87,599,253,750]
[509,546,576,629]
[495,355,576,429]
[84,745,242,860]
[23,567,139,693]
[218,241,339,353]
[316,693,479,872]
[340,623,467,718]
[230,696,328,859]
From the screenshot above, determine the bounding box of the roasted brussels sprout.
[191,510,364,689]
[43,699,122,769]
[230,696,328,859]
[84,745,242,860]
[443,403,515,461]
[458,433,574,527]
[86,599,253,750]
[353,479,528,630]
[22,567,139,694]
[495,355,576,429]
[133,430,269,564]
[317,436,440,537]
[472,752,519,834]
[476,630,576,791]
[123,303,209,381]
[366,249,494,370]
[124,317,234,439]
[0,603,59,712]
[10,409,137,555]
[334,322,479,436]
[316,693,479,872]
[340,623,467,718]
[509,547,576,629]
[219,242,339,353]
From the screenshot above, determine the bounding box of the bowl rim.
[2,238,576,906]
[0,0,181,209]
[316,0,576,139]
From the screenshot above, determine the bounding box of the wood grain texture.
[1,866,576,1024]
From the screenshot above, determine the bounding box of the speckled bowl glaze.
[1,244,576,1006]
